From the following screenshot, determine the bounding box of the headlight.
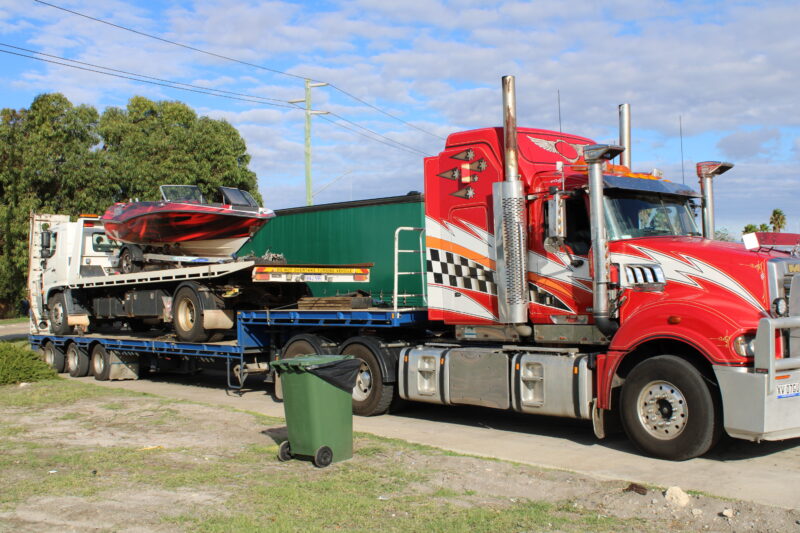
[773,297,789,316]
[732,335,756,357]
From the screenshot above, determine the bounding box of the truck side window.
[564,194,590,255]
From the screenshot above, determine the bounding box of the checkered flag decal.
[427,248,497,295]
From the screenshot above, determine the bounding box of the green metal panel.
[239,195,425,305]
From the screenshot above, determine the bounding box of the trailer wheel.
[91,345,112,381]
[272,334,337,401]
[41,341,66,373]
[172,285,209,343]
[620,355,721,460]
[66,343,90,378]
[339,337,393,416]
[48,293,72,335]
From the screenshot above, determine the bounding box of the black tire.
[273,334,337,401]
[66,343,90,378]
[313,446,333,468]
[620,355,722,461]
[339,337,393,416]
[172,285,209,343]
[48,293,72,335]
[119,246,142,274]
[41,341,66,373]
[278,440,292,462]
[91,344,112,381]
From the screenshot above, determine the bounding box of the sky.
[1,0,799,235]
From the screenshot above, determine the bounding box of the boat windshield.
[604,191,700,240]
[219,186,260,208]
[160,185,205,203]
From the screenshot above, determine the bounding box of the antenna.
[557,90,563,133]
[679,115,685,184]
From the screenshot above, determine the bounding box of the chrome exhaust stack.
[696,161,734,239]
[584,144,625,337]
[493,75,529,324]
[618,104,631,169]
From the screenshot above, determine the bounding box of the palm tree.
[770,209,787,232]
[743,224,759,234]
[758,223,771,232]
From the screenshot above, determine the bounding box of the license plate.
[303,274,326,282]
[776,381,800,398]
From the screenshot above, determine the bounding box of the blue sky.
[1,0,799,235]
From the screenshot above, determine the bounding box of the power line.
[0,48,295,108]
[34,0,446,141]
[325,110,431,156]
[1,44,427,156]
[0,43,289,106]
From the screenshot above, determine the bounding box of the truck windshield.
[604,191,700,240]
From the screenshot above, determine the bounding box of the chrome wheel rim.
[352,361,372,401]
[637,380,688,440]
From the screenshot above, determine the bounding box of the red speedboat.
[101,185,274,257]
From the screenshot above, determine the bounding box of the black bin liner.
[306,358,362,392]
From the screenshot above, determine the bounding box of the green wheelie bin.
[271,355,362,467]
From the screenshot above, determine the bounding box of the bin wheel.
[313,446,333,468]
[278,441,292,462]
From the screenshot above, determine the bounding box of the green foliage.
[0,93,260,314]
[770,208,786,232]
[714,227,734,242]
[0,342,56,385]
[742,223,759,234]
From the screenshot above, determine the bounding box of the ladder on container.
[392,227,427,311]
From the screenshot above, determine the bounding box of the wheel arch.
[601,336,720,411]
[338,335,401,383]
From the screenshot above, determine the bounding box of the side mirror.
[40,230,53,259]
[544,192,567,253]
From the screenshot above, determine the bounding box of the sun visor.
[603,175,699,197]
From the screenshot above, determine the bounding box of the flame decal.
[612,246,765,312]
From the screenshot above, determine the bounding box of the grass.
[0,317,27,325]
[0,378,639,533]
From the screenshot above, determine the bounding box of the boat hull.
[102,202,272,257]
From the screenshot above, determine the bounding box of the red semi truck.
[31,75,800,460]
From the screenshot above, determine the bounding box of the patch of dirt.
[3,390,800,532]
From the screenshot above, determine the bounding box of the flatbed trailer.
[30,307,428,391]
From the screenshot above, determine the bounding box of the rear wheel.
[272,334,337,401]
[91,344,112,381]
[339,337,393,416]
[41,341,65,373]
[66,343,90,378]
[119,246,142,274]
[48,293,72,335]
[620,355,721,460]
[172,285,209,343]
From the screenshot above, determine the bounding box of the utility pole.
[289,80,329,206]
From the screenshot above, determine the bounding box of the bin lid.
[271,355,362,392]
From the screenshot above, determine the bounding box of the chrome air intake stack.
[618,103,631,169]
[493,75,529,324]
[584,144,625,337]
[696,161,734,239]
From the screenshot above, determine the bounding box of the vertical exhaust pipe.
[696,161,734,239]
[493,75,529,324]
[584,144,624,338]
[618,104,631,169]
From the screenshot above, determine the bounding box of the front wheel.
[620,355,721,461]
[48,293,72,335]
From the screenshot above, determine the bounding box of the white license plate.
[776,381,800,398]
[303,274,326,282]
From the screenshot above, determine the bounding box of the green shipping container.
[239,194,425,306]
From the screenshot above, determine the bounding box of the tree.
[770,208,786,232]
[742,224,759,234]
[98,97,260,203]
[714,227,734,242]
[0,93,260,316]
[758,223,771,232]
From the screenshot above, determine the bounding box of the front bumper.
[714,316,800,442]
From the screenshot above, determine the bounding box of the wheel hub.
[637,380,688,440]
[352,361,372,401]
